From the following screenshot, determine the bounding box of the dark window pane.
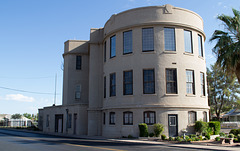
[164,28,176,51]
[198,35,203,57]
[76,56,81,70]
[142,28,154,51]
[143,69,155,94]
[110,73,116,97]
[104,41,106,62]
[166,69,177,94]
[123,31,132,54]
[124,71,133,95]
[110,35,116,58]
[144,111,155,125]
[184,30,192,53]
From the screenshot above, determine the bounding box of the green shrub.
[205,134,210,140]
[237,129,240,135]
[153,123,164,137]
[185,135,190,140]
[195,137,200,141]
[203,137,208,140]
[219,132,225,137]
[138,123,148,137]
[169,137,174,141]
[215,137,220,141]
[149,133,154,137]
[199,135,203,140]
[187,138,192,142]
[161,134,167,140]
[176,136,182,141]
[237,134,240,140]
[195,121,207,134]
[230,129,237,136]
[189,134,196,138]
[234,138,238,142]
[208,121,221,135]
[229,133,234,138]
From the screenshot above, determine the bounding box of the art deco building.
[39,4,209,137]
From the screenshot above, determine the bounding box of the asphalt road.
[0,128,226,151]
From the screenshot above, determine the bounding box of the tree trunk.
[235,63,240,84]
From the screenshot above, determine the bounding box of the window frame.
[164,27,176,51]
[123,111,133,125]
[110,35,116,58]
[110,73,116,97]
[104,41,106,62]
[203,111,207,122]
[76,55,82,70]
[104,76,106,98]
[144,111,156,125]
[200,72,205,96]
[142,27,154,52]
[143,69,155,94]
[75,85,81,99]
[109,112,115,125]
[186,70,195,95]
[166,68,177,94]
[67,114,72,128]
[123,30,133,55]
[184,30,193,53]
[123,70,133,95]
[188,111,197,125]
[198,34,203,57]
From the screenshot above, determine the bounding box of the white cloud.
[4,94,35,102]
[218,2,222,6]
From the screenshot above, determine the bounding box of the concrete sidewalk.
[1,128,240,151]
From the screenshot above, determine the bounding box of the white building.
[39,4,209,138]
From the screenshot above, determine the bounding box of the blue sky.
[0,0,239,115]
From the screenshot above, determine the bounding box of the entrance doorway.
[73,113,77,134]
[55,114,63,133]
[168,114,178,137]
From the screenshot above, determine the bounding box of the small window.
[104,76,106,98]
[166,68,177,94]
[188,111,196,125]
[104,41,106,62]
[143,69,155,94]
[110,35,116,58]
[123,111,133,125]
[103,112,106,125]
[184,30,193,53]
[164,28,176,51]
[123,30,132,54]
[203,111,207,122]
[123,70,133,95]
[198,35,203,57]
[200,72,205,96]
[144,111,155,125]
[142,28,154,52]
[186,70,195,94]
[75,85,81,99]
[109,112,115,125]
[110,73,116,97]
[67,114,72,128]
[46,115,49,127]
[76,56,82,70]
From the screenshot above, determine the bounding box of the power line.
[0,86,60,95]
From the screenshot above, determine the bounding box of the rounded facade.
[102,5,209,137]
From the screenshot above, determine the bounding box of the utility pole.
[53,73,57,106]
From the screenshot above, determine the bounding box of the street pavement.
[0,128,239,151]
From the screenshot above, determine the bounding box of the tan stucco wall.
[39,4,209,138]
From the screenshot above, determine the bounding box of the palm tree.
[209,8,240,83]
